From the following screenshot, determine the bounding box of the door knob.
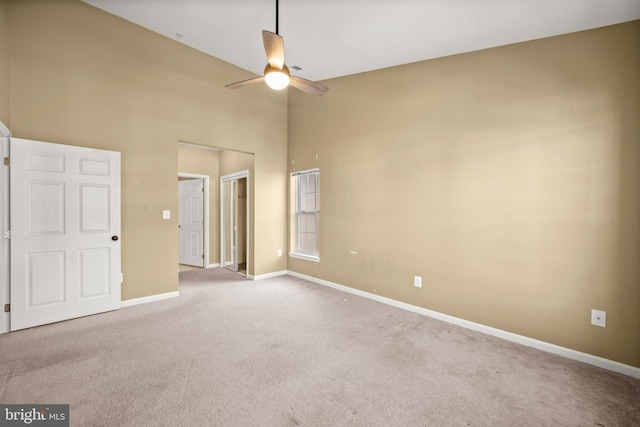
[111,236,119,241]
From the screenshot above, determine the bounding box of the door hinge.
[3,230,9,240]
[3,157,8,166]
[4,303,9,313]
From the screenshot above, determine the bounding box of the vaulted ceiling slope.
[82,0,640,82]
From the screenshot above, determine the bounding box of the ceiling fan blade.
[262,30,285,69]
[225,76,265,89]
[289,76,329,96]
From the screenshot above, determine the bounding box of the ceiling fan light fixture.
[264,64,290,90]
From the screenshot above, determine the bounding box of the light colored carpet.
[1,268,639,426]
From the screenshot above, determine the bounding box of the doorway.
[220,171,249,276]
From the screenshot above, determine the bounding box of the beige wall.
[288,21,640,367]
[0,0,8,125]
[220,149,254,177]
[6,0,288,298]
[178,145,220,266]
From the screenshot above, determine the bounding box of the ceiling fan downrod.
[275,0,279,35]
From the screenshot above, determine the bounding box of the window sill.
[288,252,320,263]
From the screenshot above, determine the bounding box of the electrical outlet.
[414,276,422,288]
[591,309,606,328]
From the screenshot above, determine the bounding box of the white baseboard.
[248,270,288,281]
[287,271,640,380]
[206,263,221,268]
[121,291,180,308]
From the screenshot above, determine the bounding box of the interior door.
[222,180,231,269]
[224,180,238,272]
[220,171,248,276]
[10,137,121,331]
[178,178,204,267]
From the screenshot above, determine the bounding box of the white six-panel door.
[178,178,204,267]
[10,138,121,331]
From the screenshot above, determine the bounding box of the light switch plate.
[163,210,171,219]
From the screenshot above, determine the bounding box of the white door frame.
[178,173,210,267]
[0,121,11,334]
[226,179,238,271]
[220,170,249,275]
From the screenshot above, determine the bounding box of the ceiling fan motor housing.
[264,63,290,90]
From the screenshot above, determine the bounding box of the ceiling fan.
[225,0,329,96]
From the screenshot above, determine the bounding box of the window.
[290,169,319,261]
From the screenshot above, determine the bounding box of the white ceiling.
[82,0,640,83]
